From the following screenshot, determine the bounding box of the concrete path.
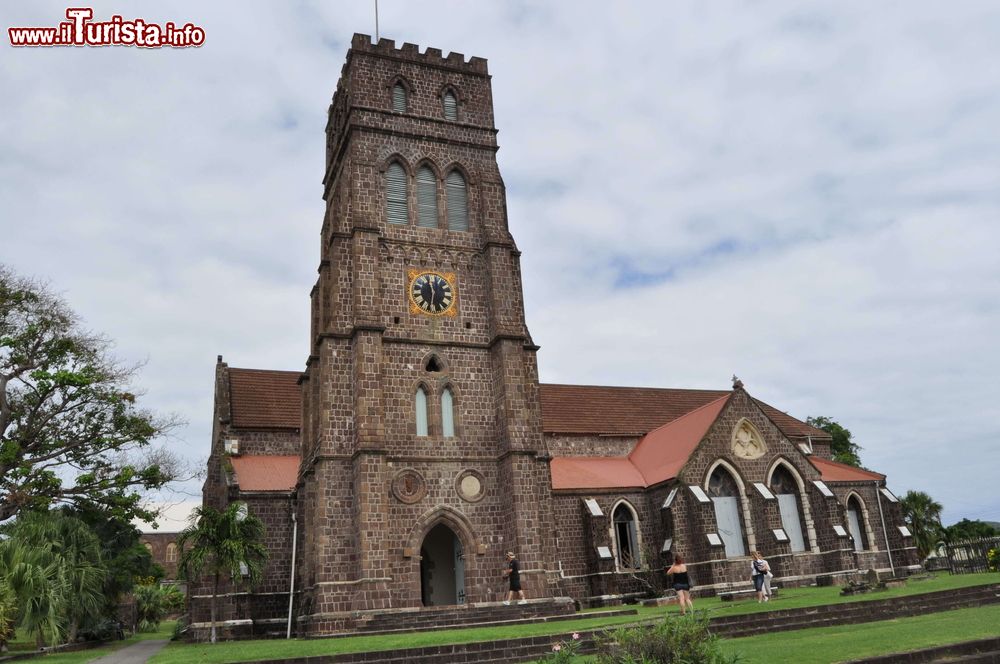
[89,639,169,664]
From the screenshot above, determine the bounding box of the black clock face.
[409,272,455,315]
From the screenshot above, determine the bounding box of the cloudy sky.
[2,1,998,528]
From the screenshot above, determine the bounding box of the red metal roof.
[230,455,300,491]
[551,394,731,491]
[810,457,885,482]
[228,368,301,430]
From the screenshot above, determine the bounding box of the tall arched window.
[443,90,458,120]
[415,387,428,436]
[847,495,870,552]
[441,387,455,437]
[416,166,438,228]
[708,466,747,558]
[612,503,640,569]
[386,162,408,225]
[770,465,806,552]
[445,170,468,231]
[166,542,178,563]
[392,82,407,112]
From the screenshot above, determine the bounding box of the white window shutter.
[443,91,458,120]
[392,83,407,112]
[386,162,408,225]
[446,170,468,231]
[416,167,438,228]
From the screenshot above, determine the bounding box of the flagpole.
[375,0,380,41]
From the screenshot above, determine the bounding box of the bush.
[988,548,999,572]
[135,584,183,632]
[595,614,738,664]
[540,632,583,662]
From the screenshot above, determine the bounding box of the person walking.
[665,554,694,616]
[502,551,527,605]
[759,552,774,601]
[751,551,768,603]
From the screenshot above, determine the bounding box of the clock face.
[408,271,457,316]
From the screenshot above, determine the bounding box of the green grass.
[4,621,176,664]
[718,604,1000,664]
[148,572,1000,664]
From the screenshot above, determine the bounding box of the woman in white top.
[750,551,770,603]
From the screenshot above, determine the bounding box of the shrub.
[135,584,182,632]
[540,632,583,662]
[595,614,739,664]
[988,548,999,572]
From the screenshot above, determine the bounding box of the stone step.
[349,608,636,638]
[842,636,1000,663]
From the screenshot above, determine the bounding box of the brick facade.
[191,33,918,639]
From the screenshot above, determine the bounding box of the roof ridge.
[631,392,732,445]
[229,367,301,375]
[541,382,731,393]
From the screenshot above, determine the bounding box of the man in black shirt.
[502,551,527,605]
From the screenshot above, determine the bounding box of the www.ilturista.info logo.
[8,8,205,48]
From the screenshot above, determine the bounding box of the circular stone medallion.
[392,469,427,504]
[456,469,486,503]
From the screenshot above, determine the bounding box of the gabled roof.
[228,368,301,430]
[230,455,300,491]
[550,394,731,491]
[810,457,885,482]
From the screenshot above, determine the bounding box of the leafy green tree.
[0,265,180,523]
[942,518,1000,545]
[899,490,945,560]
[806,416,863,467]
[178,504,268,644]
[0,576,16,652]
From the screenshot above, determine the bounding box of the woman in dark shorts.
[503,551,526,605]
[665,554,694,615]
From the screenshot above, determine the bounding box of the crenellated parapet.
[350,33,489,75]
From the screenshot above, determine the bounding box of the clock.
[407,270,457,316]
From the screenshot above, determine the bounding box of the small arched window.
[443,90,458,120]
[446,170,468,231]
[415,387,428,436]
[392,83,407,113]
[770,465,806,552]
[386,162,408,225]
[441,387,455,437]
[166,542,178,563]
[142,542,153,554]
[416,166,438,228]
[847,495,870,552]
[613,503,640,569]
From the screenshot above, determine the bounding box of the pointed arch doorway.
[419,523,465,606]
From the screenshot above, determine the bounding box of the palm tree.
[899,490,944,560]
[178,503,268,644]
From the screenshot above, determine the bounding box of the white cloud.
[2,0,997,523]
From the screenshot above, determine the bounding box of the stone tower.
[295,34,558,633]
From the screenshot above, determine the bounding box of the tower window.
[425,356,442,372]
[416,166,438,228]
[446,170,468,231]
[415,387,428,436]
[443,90,458,121]
[392,83,407,113]
[441,387,455,437]
[386,162,408,225]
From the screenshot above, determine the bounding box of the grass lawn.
[146,572,1000,664]
[717,604,1000,664]
[4,620,176,664]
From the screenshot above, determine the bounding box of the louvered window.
[386,162,408,225]
[443,91,458,120]
[441,387,455,437]
[415,387,428,436]
[446,170,468,231]
[392,83,407,112]
[416,166,438,228]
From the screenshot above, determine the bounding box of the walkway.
[89,639,169,664]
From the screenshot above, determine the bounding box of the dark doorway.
[420,524,465,606]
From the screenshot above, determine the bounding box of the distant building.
[140,532,181,581]
[193,33,919,638]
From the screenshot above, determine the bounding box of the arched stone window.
[770,465,807,552]
[416,166,438,228]
[166,542,178,563]
[392,82,407,112]
[612,502,640,569]
[443,90,458,120]
[415,386,428,436]
[142,541,153,554]
[708,466,747,558]
[386,161,408,225]
[847,494,870,552]
[445,170,468,231]
[441,387,455,437]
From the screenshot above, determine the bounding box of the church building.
[192,34,918,638]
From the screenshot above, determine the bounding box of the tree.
[942,518,1000,545]
[0,265,181,523]
[899,490,944,560]
[806,416,863,467]
[177,503,268,643]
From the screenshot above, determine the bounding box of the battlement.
[350,33,488,75]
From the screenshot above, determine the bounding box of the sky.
[1,1,998,529]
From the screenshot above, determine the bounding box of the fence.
[945,536,1000,574]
